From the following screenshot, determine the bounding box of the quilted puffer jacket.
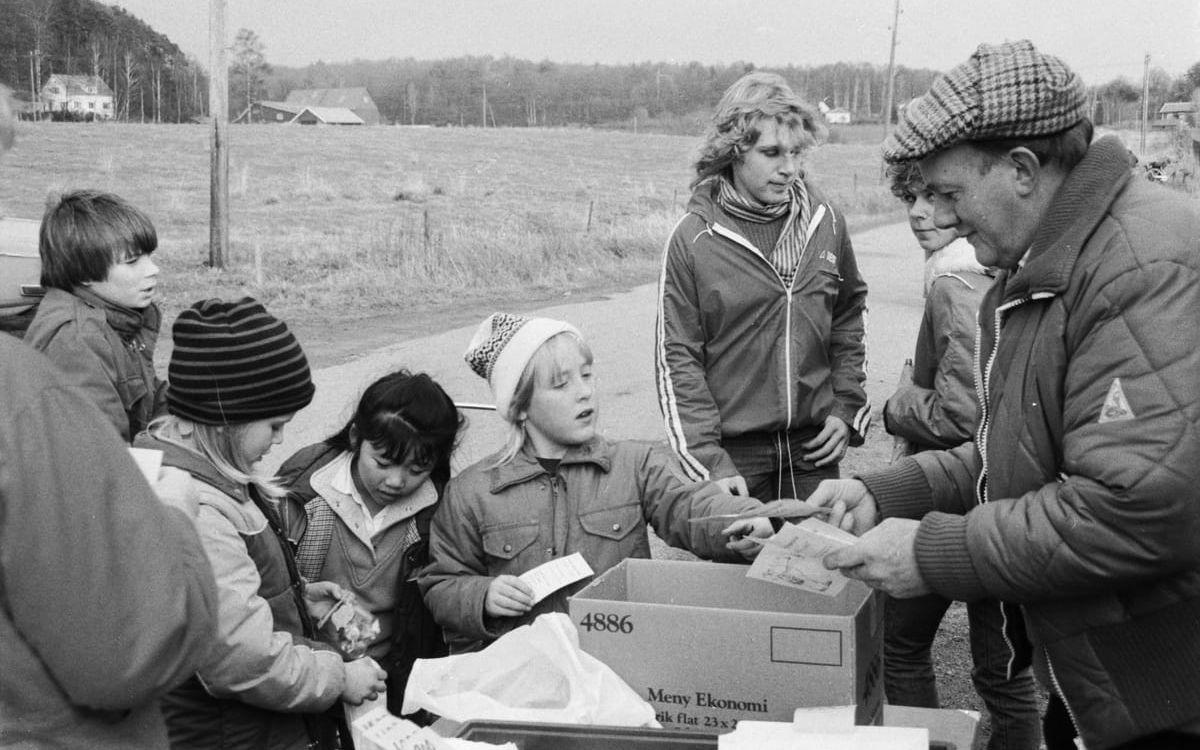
[861,135,1200,748]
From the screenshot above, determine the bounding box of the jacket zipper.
[1045,647,1084,748]
[709,205,827,431]
[975,295,1027,678]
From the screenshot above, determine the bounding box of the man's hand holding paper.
[822,518,931,598]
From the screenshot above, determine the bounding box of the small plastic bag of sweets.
[318,593,381,658]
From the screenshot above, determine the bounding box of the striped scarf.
[717,176,811,285]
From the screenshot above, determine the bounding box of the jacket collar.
[488,436,614,493]
[1001,135,1133,303]
[70,285,161,339]
[138,433,253,503]
[687,175,832,228]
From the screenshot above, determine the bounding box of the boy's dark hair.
[885,160,924,200]
[325,369,463,488]
[39,190,157,290]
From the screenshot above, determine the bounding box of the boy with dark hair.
[25,189,166,442]
[881,160,1038,749]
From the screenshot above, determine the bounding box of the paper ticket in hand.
[747,518,858,597]
[519,552,594,605]
[128,447,163,484]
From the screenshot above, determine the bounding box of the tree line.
[2,0,1197,130]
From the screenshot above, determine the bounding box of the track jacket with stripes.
[655,177,870,482]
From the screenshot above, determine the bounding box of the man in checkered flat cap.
[810,40,1200,750]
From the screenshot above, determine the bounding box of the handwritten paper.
[128,447,162,484]
[352,707,444,750]
[519,552,594,605]
[746,518,858,596]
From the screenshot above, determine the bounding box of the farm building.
[40,74,114,119]
[284,87,382,125]
[234,101,303,124]
[291,107,364,125]
[232,101,363,125]
[1158,102,1197,127]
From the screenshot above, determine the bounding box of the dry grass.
[0,121,900,337]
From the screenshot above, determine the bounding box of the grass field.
[0,120,904,349]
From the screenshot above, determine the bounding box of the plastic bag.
[317,592,380,659]
[401,612,658,727]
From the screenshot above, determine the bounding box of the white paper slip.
[352,707,444,750]
[519,552,594,605]
[719,720,927,750]
[128,447,163,484]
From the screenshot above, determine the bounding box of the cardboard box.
[568,558,883,733]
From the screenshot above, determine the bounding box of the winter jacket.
[277,443,448,717]
[859,135,1200,748]
[24,287,167,442]
[656,177,870,481]
[884,239,992,450]
[137,436,346,750]
[0,337,217,749]
[418,436,762,652]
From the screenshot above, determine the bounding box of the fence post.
[253,241,264,286]
[423,208,431,251]
[586,199,594,233]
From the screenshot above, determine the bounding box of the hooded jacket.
[137,436,346,750]
[860,135,1200,748]
[0,337,216,749]
[655,177,869,481]
[884,238,993,450]
[418,436,762,652]
[24,287,166,442]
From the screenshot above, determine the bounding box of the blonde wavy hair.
[692,71,826,188]
[148,415,286,500]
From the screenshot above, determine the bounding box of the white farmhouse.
[41,74,115,120]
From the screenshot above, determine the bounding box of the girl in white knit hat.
[418,312,773,653]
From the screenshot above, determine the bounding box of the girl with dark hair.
[277,369,463,718]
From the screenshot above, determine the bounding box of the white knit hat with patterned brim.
[464,312,580,419]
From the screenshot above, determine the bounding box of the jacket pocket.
[578,503,641,541]
[117,372,149,412]
[481,522,540,561]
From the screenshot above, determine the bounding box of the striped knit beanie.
[883,40,1086,162]
[464,312,579,418]
[167,297,314,425]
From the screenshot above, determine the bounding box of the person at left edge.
[0,84,219,750]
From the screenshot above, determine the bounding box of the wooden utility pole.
[882,0,901,140]
[208,0,228,268]
[1139,52,1150,154]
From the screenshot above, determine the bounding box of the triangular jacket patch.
[1099,377,1135,423]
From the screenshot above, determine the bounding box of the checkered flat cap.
[883,40,1086,162]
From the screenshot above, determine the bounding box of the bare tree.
[230,28,269,119]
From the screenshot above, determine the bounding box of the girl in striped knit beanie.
[138,297,385,750]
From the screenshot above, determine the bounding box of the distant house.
[825,107,852,125]
[40,74,114,119]
[284,87,382,125]
[1158,102,1197,127]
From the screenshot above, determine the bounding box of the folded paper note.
[518,552,594,605]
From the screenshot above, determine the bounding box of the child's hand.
[722,517,773,560]
[485,575,534,618]
[303,580,348,622]
[340,656,388,705]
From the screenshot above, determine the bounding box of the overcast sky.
[112,0,1198,84]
